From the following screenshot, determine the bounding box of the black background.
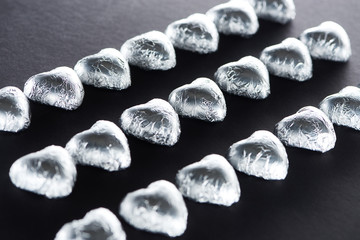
[1,0,360,239]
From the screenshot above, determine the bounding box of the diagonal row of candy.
[0,21,351,133]
[2,0,357,239]
[0,0,351,130]
[6,103,348,238]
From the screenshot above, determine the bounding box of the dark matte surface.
[1,0,360,239]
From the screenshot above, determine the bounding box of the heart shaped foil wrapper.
[165,13,219,54]
[24,66,84,110]
[206,0,259,36]
[300,21,351,62]
[119,180,188,237]
[0,86,31,132]
[120,98,181,146]
[55,208,126,240]
[74,48,131,90]
[228,130,288,180]
[9,145,77,198]
[249,0,296,24]
[214,56,270,99]
[65,120,131,171]
[260,38,312,81]
[120,31,176,70]
[275,106,336,153]
[168,77,227,122]
[176,154,240,206]
[320,86,360,130]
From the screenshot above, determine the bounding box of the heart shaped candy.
[249,0,296,24]
[24,66,85,110]
[275,106,336,153]
[0,86,31,132]
[9,145,77,198]
[55,208,126,240]
[168,77,227,122]
[260,38,312,81]
[176,154,240,206]
[74,48,131,90]
[206,0,259,36]
[120,31,176,70]
[300,21,351,62]
[119,180,188,237]
[214,56,270,99]
[227,130,288,180]
[165,13,219,54]
[320,86,360,130]
[120,98,181,146]
[65,120,131,171]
